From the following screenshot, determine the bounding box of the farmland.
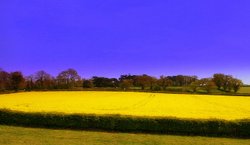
[0,91,250,120]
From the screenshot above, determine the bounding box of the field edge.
[0,109,249,138]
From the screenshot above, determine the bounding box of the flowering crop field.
[0,91,250,120]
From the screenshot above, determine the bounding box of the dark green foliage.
[82,80,93,88]
[0,109,249,138]
[165,87,184,92]
[92,77,119,88]
[152,85,161,91]
[189,81,200,93]
[213,74,243,93]
[232,79,243,93]
[213,74,225,90]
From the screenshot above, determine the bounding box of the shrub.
[0,109,249,138]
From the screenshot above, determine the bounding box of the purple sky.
[0,0,250,84]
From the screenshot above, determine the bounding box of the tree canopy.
[0,69,245,94]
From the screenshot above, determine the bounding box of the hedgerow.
[0,109,249,138]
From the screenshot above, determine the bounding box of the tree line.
[0,68,244,93]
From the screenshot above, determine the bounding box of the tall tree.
[134,74,153,90]
[119,74,137,86]
[231,78,243,93]
[0,69,10,91]
[222,75,233,92]
[56,68,81,89]
[25,75,35,91]
[213,73,225,90]
[120,79,133,90]
[167,75,197,86]
[199,78,215,93]
[10,71,25,91]
[158,75,172,90]
[34,70,53,89]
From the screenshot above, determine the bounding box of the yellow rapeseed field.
[0,91,250,120]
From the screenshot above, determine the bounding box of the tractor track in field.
[97,94,156,111]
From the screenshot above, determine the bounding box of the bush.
[0,109,249,138]
[152,85,161,91]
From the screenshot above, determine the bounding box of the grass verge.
[1,125,250,145]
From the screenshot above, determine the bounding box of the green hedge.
[0,109,249,138]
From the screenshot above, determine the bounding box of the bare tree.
[34,70,53,89]
[10,71,25,91]
[0,69,10,91]
[56,68,81,89]
[135,74,153,90]
[25,75,35,91]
